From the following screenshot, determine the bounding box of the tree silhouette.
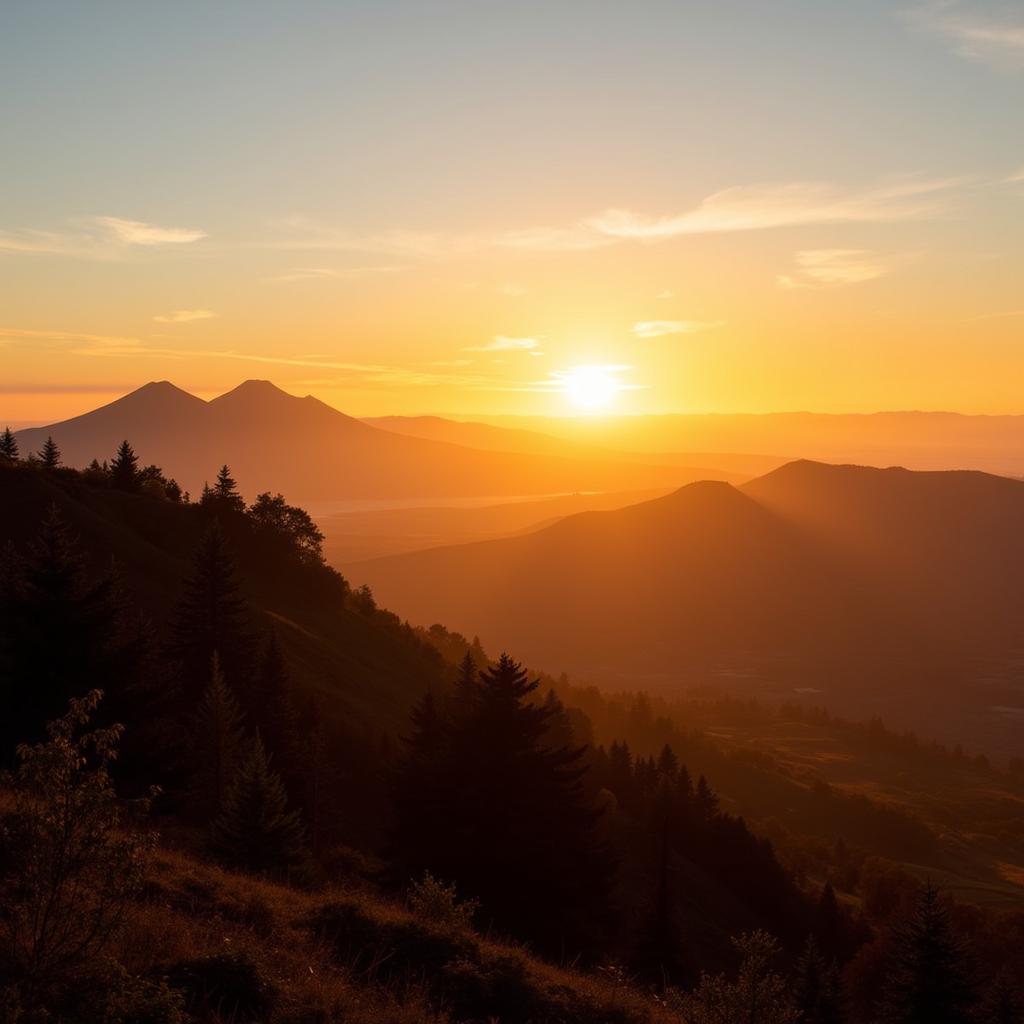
[0,426,18,463]
[0,691,155,1004]
[392,652,613,952]
[169,524,252,701]
[109,440,140,492]
[211,733,306,876]
[202,464,246,515]
[0,508,132,756]
[38,436,60,470]
[878,883,976,1024]
[189,654,246,820]
[795,935,847,1024]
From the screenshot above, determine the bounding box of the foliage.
[110,440,140,492]
[0,691,156,1004]
[877,882,977,1024]
[211,733,306,876]
[666,931,800,1024]
[248,491,325,564]
[0,427,18,463]
[407,871,479,932]
[163,950,276,1020]
[188,653,246,819]
[38,436,60,470]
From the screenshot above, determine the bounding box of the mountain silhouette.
[14,381,715,503]
[352,460,1024,751]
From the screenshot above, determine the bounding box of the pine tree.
[453,650,479,711]
[976,972,1022,1024]
[812,882,844,961]
[207,464,245,514]
[0,426,19,463]
[211,734,306,876]
[392,652,613,953]
[169,524,252,701]
[657,743,679,778]
[39,436,60,470]
[109,440,140,492]
[249,629,290,755]
[189,654,246,820]
[795,936,848,1024]
[878,883,976,1024]
[0,508,134,756]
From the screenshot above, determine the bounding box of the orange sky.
[2,3,1023,425]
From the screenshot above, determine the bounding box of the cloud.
[586,178,961,242]
[632,320,724,338]
[656,290,675,299]
[463,335,544,355]
[270,265,407,283]
[0,216,206,259]
[1005,165,1024,182]
[95,217,206,245]
[508,364,646,396]
[777,249,893,289]
[908,2,1024,70]
[153,309,217,323]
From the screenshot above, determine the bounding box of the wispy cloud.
[0,216,207,259]
[1005,165,1024,183]
[511,364,646,396]
[153,309,217,324]
[95,217,206,245]
[462,335,544,355]
[777,249,893,289]
[585,178,960,242]
[632,320,724,338]
[270,265,407,283]
[908,2,1024,70]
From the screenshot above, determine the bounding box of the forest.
[1,434,1023,1023]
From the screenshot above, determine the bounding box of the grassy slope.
[120,843,676,1024]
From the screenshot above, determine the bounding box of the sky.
[1,0,1022,423]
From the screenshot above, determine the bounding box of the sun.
[562,365,620,412]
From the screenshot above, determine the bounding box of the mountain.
[13,381,711,505]
[352,460,1024,754]
[478,411,1024,476]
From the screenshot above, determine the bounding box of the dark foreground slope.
[353,461,1024,753]
[0,461,446,735]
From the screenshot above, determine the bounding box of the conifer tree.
[878,883,976,1024]
[109,439,140,492]
[812,882,844,961]
[204,464,245,514]
[189,654,246,820]
[795,936,848,1024]
[250,629,290,754]
[38,436,60,470]
[976,973,1022,1024]
[169,524,252,701]
[453,650,479,710]
[211,733,306,875]
[0,508,131,755]
[0,426,18,462]
[392,653,613,953]
[657,743,679,778]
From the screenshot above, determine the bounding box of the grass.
[107,845,679,1024]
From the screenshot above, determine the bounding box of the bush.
[407,871,478,932]
[163,950,276,1020]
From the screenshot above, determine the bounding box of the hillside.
[13,381,698,505]
[0,461,445,737]
[353,461,1024,756]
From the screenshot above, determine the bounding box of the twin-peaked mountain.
[13,381,718,503]
[353,461,1024,753]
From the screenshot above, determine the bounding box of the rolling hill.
[12,381,714,505]
[352,461,1024,754]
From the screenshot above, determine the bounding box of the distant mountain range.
[477,411,1024,476]
[353,460,1024,753]
[12,381,733,504]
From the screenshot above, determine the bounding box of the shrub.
[0,691,156,1006]
[407,871,479,932]
[163,950,276,1020]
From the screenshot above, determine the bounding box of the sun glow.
[562,364,621,413]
